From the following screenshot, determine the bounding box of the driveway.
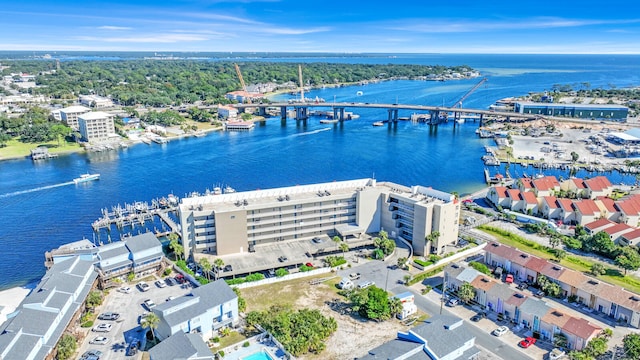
[76,275,194,360]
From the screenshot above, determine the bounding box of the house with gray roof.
[153,279,238,341]
[0,257,97,360]
[148,331,214,360]
[359,315,480,360]
[96,232,164,286]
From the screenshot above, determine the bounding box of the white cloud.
[97,26,132,31]
[74,33,209,43]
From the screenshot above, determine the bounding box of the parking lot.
[76,274,193,360]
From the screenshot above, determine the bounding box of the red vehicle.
[305,262,314,268]
[519,337,537,348]
[505,274,514,284]
[175,274,186,283]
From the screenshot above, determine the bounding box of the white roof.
[60,105,91,113]
[79,111,113,120]
[610,132,639,141]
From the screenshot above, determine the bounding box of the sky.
[0,0,639,53]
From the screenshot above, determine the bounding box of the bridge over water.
[234,101,539,125]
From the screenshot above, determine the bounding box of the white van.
[338,277,354,290]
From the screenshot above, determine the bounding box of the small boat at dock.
[372,121,385,126]
[73,173,100,184]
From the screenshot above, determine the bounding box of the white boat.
[356,91,363,96]
[74,173,100,184]
[372,121,385,127]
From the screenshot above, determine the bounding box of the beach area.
[0,283,35,324]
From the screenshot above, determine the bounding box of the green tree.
[50,123,71,146]
[553,249,567,262]
[214,258,225,280]
[141,312,161,340]
[350,286,396,321]
[339,241,349,255]
[0,131,11,147]
[545,282,562,298]
[554,332,568,349]
[86,290,103,310]
[457,282,476,304]
[571,151,580,163]
[332,235,341,243]
[615,246,640,275]
[583,335,608,358]
[623,333,640,360]
[397,257,408,269]
[590,263,606,276]
[56,333,77,360]
[199,257,212,281]
[549,236,561,249]
[232,287,246,313]
[169,235,183,260]
[275,268,288,277]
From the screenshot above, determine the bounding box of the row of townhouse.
[483,241,640,328]
[445,263,602,350]
[583,218,640,245]
[487,175,640,227]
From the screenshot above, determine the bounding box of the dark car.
[224,264,233,272]
[165,277,178,286]
[470,313,486,322]
[126,340,140,356]
[278,256,288,262]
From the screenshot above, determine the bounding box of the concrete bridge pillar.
[334,107,345,121]
[430,110,440,125]
[258,106,267,116]
[295,106,308,120]
[280,106,287,120]
[237,107,246,114]
[387,109,398,123]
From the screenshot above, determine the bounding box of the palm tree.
[213,258,225,280]
[388,296,402,318]
[458,282,476,304]
[169,236,183,261]
[339,242,349,255]
[199,258,212,281]
[141,312,160,341]
[332,235,341,243]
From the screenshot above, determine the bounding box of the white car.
[137,282,150,292]
[446,298,459,307]
[119,286,132,294]
[93,323,112,332]
[166,296,176,302]
[357,281,375,290]
[549,348,567,360]
[492,326,509,337]
[155,280,167,288]
[89,336,110,345]
[143,299,156,310]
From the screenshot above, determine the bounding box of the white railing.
[232,267,333,289]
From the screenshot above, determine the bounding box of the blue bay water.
[1,54,639,290]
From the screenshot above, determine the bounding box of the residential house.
[153,279,239,341]
[360,315,480,360]
[557,198,575,224]
[487,186,509,208]
[469,275,496,307]
[583,176,613,199]
[596,196,618,221]
[532,176,560,197]
[507,189,523,211]
[620,229,640,246]
[148,331,214,360]
[601,222,635,244]
[521,191,539,214]
[217,105,238,119]
[0,257,98,360]
[561,178,588,198]
[615,195,640,227]
[573,199,602,225]
[224,90,264,103]
[540,196,561,219]
[517,178,534,193]
[562,317,602,351]
[583,218,614,235]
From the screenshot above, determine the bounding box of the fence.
[233,267,333,289]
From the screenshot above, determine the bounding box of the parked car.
[548,348,567,360]
[470,313,486,322]
[80,349,103,360]
[165,277,178,286]
[127,340,140,356]
[305,262,314,268]
[175,274,186,284]
[505,274,514,283]
[166,296,176,302]
[98,312,120,321]
[118,286,132,294]
[155,280,167,288]
[534,290,545,298]
[516,282,529,290]
[338,277,354,290]
[357,281,375,290]
[492,326,509,337]
[312,237,323,244]
[92,323,112,332]
[446,298,459,307]
[349,272,361,280]
[143,299,156,310]
[137,281,150,292]
[519,337,537,348]
[278,256,288,262]
[89,336,110,345]
[224,265,233,272]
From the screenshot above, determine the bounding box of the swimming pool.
[243,350,276,360]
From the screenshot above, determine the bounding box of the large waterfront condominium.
[178,178,459,258]
[78,111,115,142]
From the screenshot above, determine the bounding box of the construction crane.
[298,65,305,102]
[451,77,488,109]
[234,63,249,103]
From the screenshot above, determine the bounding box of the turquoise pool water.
[244,350,275,360]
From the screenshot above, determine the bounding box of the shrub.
[300,264,312,272]
[428,254,442,263]
[421,285,432,295]
[196,276,209,285]
[217,350,225,358]
[407,265,446,286]
[212,336,221,343]
[275,268,288,277]
[469,261,491,275]
[164,268,172,276]
[81,320,94,328]
[414,259,433,267]
[243,341,250,347]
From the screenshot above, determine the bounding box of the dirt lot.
[241,274,410,360]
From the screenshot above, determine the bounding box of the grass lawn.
[210,331,250,351]
[0,138,82,160]
[242,273,339,311]
[479,227,640,293]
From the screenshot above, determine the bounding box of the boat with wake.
[74,173,100,184]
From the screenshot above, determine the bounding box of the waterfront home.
[78,111,116,142]
[148,331,214,360]
[584,218,616,235]
[153,279,239,342]
[360,315,480,360]
[557,198,575,224]
[486,186,509,208]
[615,194,640,227]
[540,196,561,220]
[483,241,640,328]
[217,104,238,119]
[561,178,588,198]
[531,176,560,197]
[0,257,98,360]
[596,196,618,221]
[583,176,614,199]
[573,199,602,225]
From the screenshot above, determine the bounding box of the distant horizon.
[1,51,640,55]
[1,1,638,54]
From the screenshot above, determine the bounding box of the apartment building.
[78,111,115,142]
[178,178,459,259]
[59,105,91,130]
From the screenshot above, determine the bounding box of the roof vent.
[588,280,599,285]
[520,254,528,258]
[451,264,459,269]
[631,296,640,302]
[514,293,524,298]
[552,266,562,271]
[481,278,489,283]
[491,243,499,247]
